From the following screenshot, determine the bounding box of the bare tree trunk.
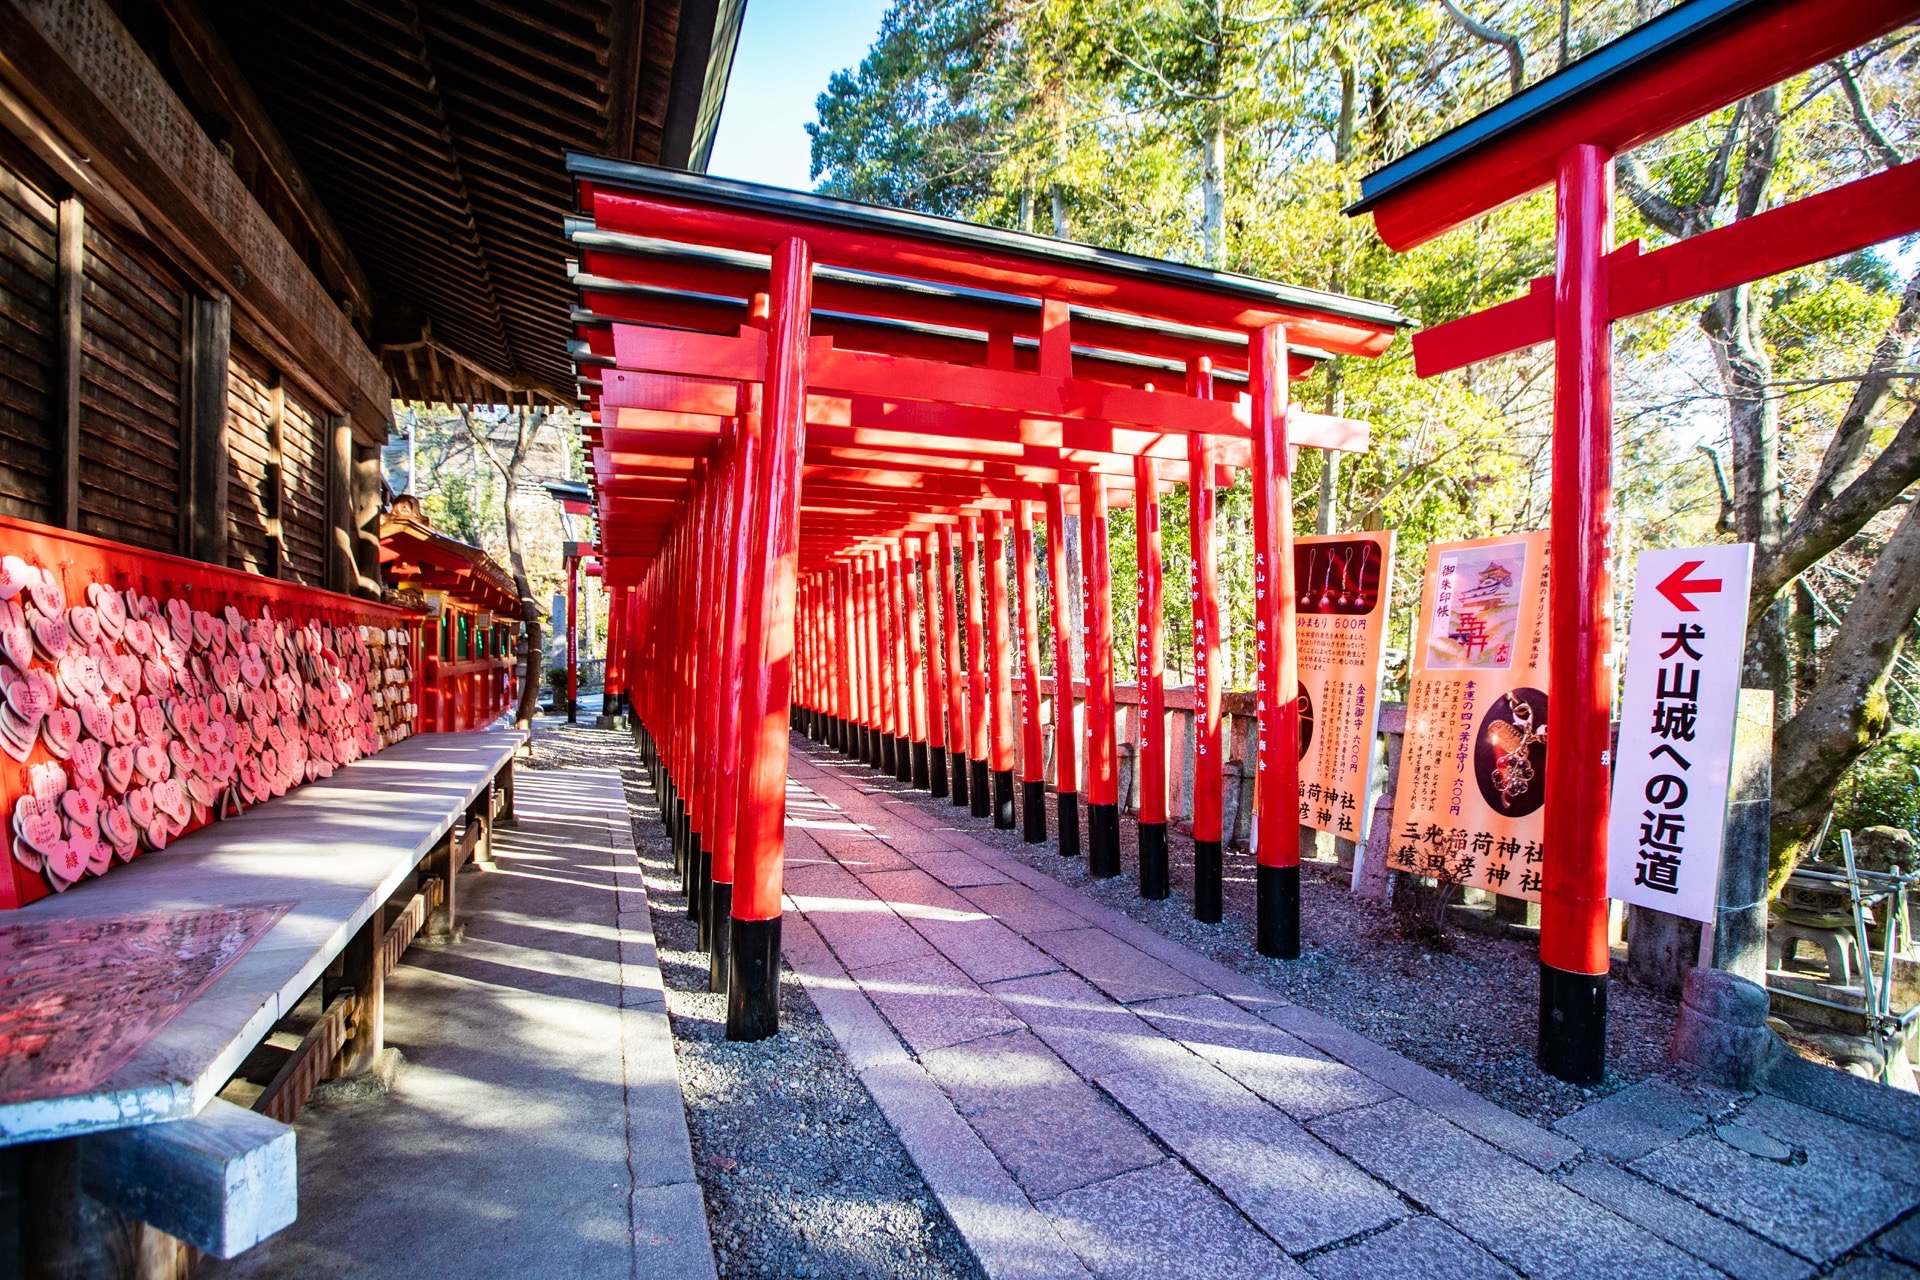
[501,467,544,731]
[1201,110,1227,268]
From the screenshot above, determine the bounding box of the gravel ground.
[525,720,987,1280]
[793,735,1681,1126]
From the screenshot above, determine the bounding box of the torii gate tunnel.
[1349,0,1920,1082]
[568,157,1406,1038]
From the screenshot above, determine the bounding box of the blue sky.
[707,0,893,191]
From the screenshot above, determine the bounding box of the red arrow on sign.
[1656,560,1723,612]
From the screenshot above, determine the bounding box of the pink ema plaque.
[0,904,289,1105]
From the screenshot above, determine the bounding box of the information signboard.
[1605,544,1755,922]
[1386,532,1551,899]
[1294,531,1394,842]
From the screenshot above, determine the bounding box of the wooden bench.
[1,726,522,1265]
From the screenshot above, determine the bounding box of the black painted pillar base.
[1537,963,1608,1085]
[950,750,970,806]
[1022,780,1046,843]
[879,733,897,777]
[694,844,714,949]
[707,882,733,993]
[929,746,950,798]
[860,725,875,765]
[725,916,781,1040]
[684,833,702,919]
[1056,792,1080,857]
[895,737,913,783]
[912,742,930,790]
[669,790,684,873]
[1088,803,1120,877]
[969,760,992,818]
[1256,863,1300,959]
[1193,840,1223,923]
[1138,823,1169,900]
[992,769,1015,829]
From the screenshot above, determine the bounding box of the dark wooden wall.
[0,134,369,590]
[0,146,59,524]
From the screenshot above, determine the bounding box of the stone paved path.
[782,739,1920,1280]
[206,766,717,1280]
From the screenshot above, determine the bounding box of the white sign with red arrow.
[1606,544,1756,923]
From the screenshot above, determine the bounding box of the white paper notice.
[1605,544,1755,922]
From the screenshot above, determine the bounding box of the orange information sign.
[1293,531,1394,843]
[1385,532,1551,900]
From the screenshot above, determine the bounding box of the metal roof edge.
[566,152,1408,331]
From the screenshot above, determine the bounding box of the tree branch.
[1751,400,1920,619]
[1832,57,1906,169]
[1616,152,1691,238]
[1797,265,1920,521]
[1436,0,1525,94]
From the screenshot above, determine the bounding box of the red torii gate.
[1348,0,1920,1083]
[570,158,1405,1036]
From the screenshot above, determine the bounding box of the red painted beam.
[1413,159,1920,377]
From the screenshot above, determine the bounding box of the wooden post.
[185,293,232,564]
[350,442,383,596]
[921,534,951,797]
[727,236,812,1042]
[53,198,82,531]
[566,554,580,723]
[1538,144,1615,1085]
[1134,452,1168,898]
[887,541,912,782]
[985,510,1016,829]
[902,535,930,789]
[937,527,970,808]
[1081,471,1120,876]
[1015,501,1046,843]
[329,904,385,1077]
[326,416,354,593]
[265,373,287,579]
[1045,486,1080,856]
[1251,322,1301,959]
[1188,360,1225,920]
[423,832,457,943]
[963,514,991,817]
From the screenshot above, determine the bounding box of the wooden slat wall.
[281,387,327,585]
[0,158,59,523]
[77,222,185,552]
[227,344,275,575]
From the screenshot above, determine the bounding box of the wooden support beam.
[79,1098,296,1260]
[251,992,353,1124]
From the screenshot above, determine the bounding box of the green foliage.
[805,0,1920,781]
[1830,729,1920,838]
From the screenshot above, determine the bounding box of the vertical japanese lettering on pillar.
[1387,532,1550,900]
[1605,545,1754,922]
[1293,531,1394,841]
